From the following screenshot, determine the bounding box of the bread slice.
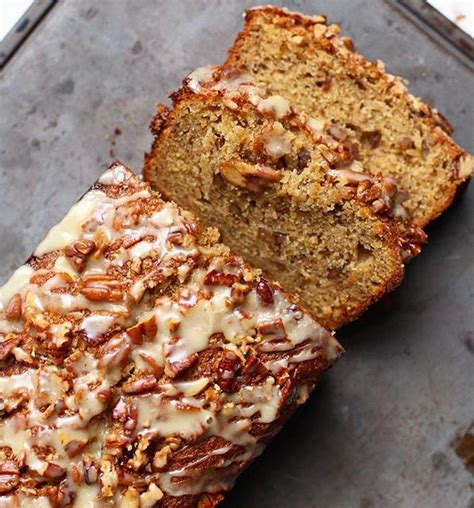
[225,6,473,227]
[143,66,423,329]
[0,162,342,506]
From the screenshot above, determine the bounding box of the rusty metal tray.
[0,1,472,506]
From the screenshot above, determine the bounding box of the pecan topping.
[257,319,287,340]
[65,239,96,272]
[43,462,66,479]
[0,472,19,494]
[138,352,164,377]
[122,375,157,395]
[204,269,239,286]
[0,335,20,360]
[219,160,281,193]
[217,350,242,392]
[112,398,138,435]
[4,294,22,321]
[164,347,199,379]
[82,456,99,485]
[256,280,274,306]
[126,316,157,345]
[80,274,124,302]
[98,336,131,370]
[241,356,268,385]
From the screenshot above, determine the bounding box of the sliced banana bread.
[226,6,472,227]
[143,66,422,329]
[0,162,342,506]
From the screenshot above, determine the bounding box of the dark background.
[0,1,472,506]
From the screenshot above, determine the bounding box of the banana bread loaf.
[225,6,473,227]
[144,66,423,330]
[0,162,342,507]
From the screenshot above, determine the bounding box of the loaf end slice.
[144,66,414,329]
[0,162,342,506]
[225,6,473,227]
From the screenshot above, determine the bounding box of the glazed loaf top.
[0,163,342,507]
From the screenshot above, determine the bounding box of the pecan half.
[80,274,124,302]
[220,160,281,193]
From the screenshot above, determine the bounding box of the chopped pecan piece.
[204,269,239,286]
[0,473,19,494]
[164,343,199,379]
[64,239,96,272]
[4,294,22,321]
[65,440,88,459]
[0,335,20,360]
[296,147,312,172]
[361,130,382,149]
[122,375,157,395]
[112,398,138,435]
[43,462,66,479]
[217,350,242,392]
[126,315,157,345]
[256,280,275,306]
[138,352,163,377]
[257,319,287,340]
[220,160,281,193]
[241,356,268,385]
[82,456,99,485]
[98,335,131,370]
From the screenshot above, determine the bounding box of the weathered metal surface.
[0,1,472,507]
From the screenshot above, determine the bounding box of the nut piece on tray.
[144,65,425,330]
[225,6,473,227]
[0,162,342,507]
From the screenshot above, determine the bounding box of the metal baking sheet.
[0,1,472,506]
